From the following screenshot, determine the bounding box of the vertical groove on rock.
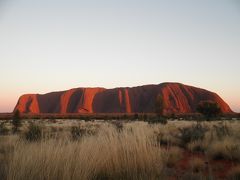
[60,89,76,114]
[124,89,132,113]
[118,89,123,107]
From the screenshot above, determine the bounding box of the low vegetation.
[24,123,42,142]
[0,119,239,179]
[197,100,221,120]
[11,110,21,134]
[178,122,208,146]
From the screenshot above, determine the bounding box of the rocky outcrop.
[14,83,232,114]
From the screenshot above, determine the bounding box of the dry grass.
[187,140,208,153]
[6,123,164,180]
[0,120,239,180]
[206,137,240,161]
[0,135,18,179]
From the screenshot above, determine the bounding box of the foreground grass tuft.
[207,137,240,161]
[24,123,42,142]
[7,123,164,180]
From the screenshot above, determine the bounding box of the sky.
[0,0,240,112]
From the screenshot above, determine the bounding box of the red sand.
[175,150,236,179]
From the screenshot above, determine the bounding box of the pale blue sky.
[0,0,240,112]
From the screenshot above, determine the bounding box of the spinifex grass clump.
[0,122,9,135]
[207,137,240,161]
[111,121,124,132]
[162,147,183,168]
[178,123,208,147]
[213,122,231,139]
[71,124,98,141]
[24,123,42,142]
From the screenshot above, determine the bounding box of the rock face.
[14,83,232,114]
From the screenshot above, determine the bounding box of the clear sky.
[0,0,240,112]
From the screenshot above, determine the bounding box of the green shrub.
[25,123,42,142]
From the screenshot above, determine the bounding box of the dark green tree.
[12,110,22,133]
[197,101,221,120]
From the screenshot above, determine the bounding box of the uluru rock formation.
[14,83,232,114]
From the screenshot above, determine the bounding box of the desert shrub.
[189,158,205,173]
[159,117,168,125]
[213,123,231,139]
[156,132,168,146]
[227,165,240,180]
[178,123,208,146]
[133,113,139,120]
[81,116,91,122]
[25,123,42,142]
[181,172,207,180]
[122,114,127,120]
[156,132,180,147]
[148,116,167,125]
[187,140,207,153]
[0,122,9,135]
[162,147,183,168]
[50,119,57,123]
[71,126,87,140]
[207,137,240,161]
[197,101,221,120]
[168,113,176,120]
[71,124,97,141]
[143,114,148,121]
[12,110,22,133]
[111,121,124,132]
